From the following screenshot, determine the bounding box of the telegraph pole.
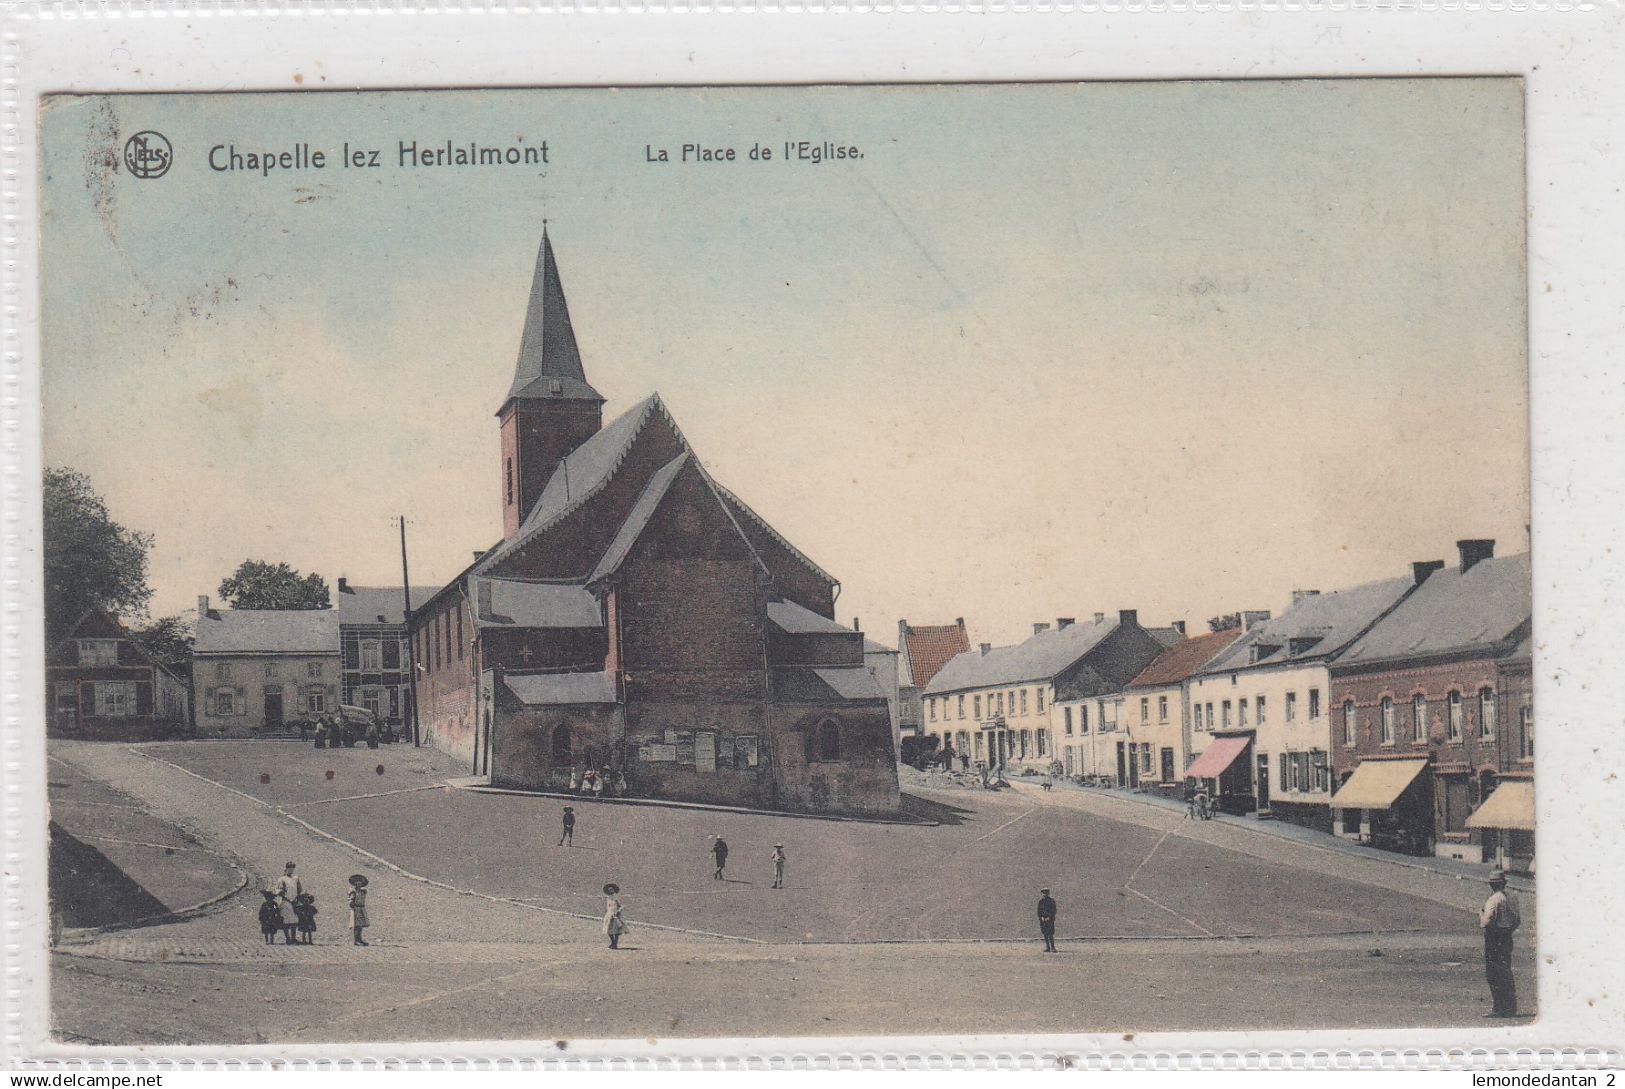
[400,515,422,747]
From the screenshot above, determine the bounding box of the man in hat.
[558,805,575,847]
[273,862,302,945]
[711,835,729,880]
[1037,888,1058,952]
[1479,870,1521,1016]
[771,844,786,889]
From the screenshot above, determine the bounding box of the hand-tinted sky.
[40,80,1527,649]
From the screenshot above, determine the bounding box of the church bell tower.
[497,227,605,539]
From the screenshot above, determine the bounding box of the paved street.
[48,740,1536,1044]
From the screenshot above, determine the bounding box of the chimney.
[1243,610,1272,630]
[955,617,965,632]
[1093,612,1105,624]
[852,617,860,632]
[1118,609,1138,626]
[476,580,493,621]
[1412,559,1445,586]
[1033,622,1050,635]
[1290,589,1320,604]
[197,594,210,620]
[337,577,350,595]
[1457,538,1495,573]
[1056,617,1075,630]
[1171,620,1186,637]
[979,643,992,656]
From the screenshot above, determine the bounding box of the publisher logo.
[123,131,173,180]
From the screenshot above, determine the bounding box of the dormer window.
[1250,644,1280,664]
[1288,636,1322,657]
[76,639,118,667]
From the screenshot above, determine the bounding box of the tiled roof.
[1335,553,1531,667]
[1201,575,1416,674]
[471,579,602,629]
[902,622,970,690]
[1128,628,1246,688]
[504,670,616,706]
[503,229,603,406]
[195,609,339,655]
[337,585,438,627]
[925,617,1118,695]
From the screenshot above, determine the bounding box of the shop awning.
[1185,736,1250,780]
[1466,780,1535,831]
[1330,758,1428,810]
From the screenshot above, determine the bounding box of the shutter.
[383,638,400,670]
[1280,758,1288,792]
[135,682,153,716]
[236,686,247,715]
[203,686,216,714]
[79,682,95,716]
[345,640,360,669]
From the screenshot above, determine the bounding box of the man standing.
[771,844,786,889]
[711,835,729,880]
[1037,888,1058,953]
[274,862,303,946]
[558,805,576,847]
[1479,870,1521,1016]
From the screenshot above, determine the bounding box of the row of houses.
[916,541,1533,872]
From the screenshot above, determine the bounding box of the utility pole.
[400,515,422,748]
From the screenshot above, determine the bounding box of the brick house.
[335,579,435,736]
[895,619,971,739]
[1115,627,1245,789]
[1328,542,1531,864]
[408,229,900,816]
[192,596,339,737]
[47,610,189,739]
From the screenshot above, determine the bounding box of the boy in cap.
[711,835,728,880]
[1037,888,1058,952]
[771,845,786,889]
[558,805,575,847]
[1479,870,1521,1016]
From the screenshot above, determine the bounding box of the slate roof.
[471,579,602,629]
[1127,628,1246,688]
[336,585,438,627]
[1148,626,1185,649]
[1201,575,1416,674]
[924,616,1118,695]
[863,637,895,655]
[768,598,851,635]
[504,670,616,706]
[772,666,887,703]
[587,454,691,585]
[503,229,603,407]
[195,609,339,655]
[901,622,971,690]
[1334,553,1531,668]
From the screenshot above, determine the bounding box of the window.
[1037,729,1047,757]
[1479,687,1496,739]
[1309,688,1322,720]
[1311,750,1330,792]
[505,457,515,505]
[995,692,1004,716]
[811,718,841,762]
[215,662,231,680]
[1281,755,1291,792]
[1158,695,1168,722]
[265,661,279,678]
[307,687,326,713]
[361,640,382,671]
[1222,700,1232,729]
[1285,691,1297,722]
[1140,697,1150,724]
[1239,698,1249,726]
[362,689,382,717]
[456,607,464,661]
[1205,702,1214,730]
[1036,689,1046,714]
[1021,690,1029,716]
[1018,730,1030,758]
[1064,707,1074,735]
[1413,695,1427,741]
[1256,695,1267,725]
[94,681,136,717]
[76,640,118,666]
[1079,705,1090,733]
[974,695,982,720]
[1447,691,1463,741]
[307,661,322,679]
[958,695,966,719]
[1381,697,1395,744]
[1342,700,1357,746]
[1519,705,1533,759]
[1139,744,1152,774]
[929,699,937,722]
[215,689,236,715]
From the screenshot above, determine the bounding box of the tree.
[131,615,194,681]
[1208,612,1242,633]
[43,466,153,639]
[218,560,330,610]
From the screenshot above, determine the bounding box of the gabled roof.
[925,616,1119,695]
[714,484,838,589]
[195,608,339,655]
[901,622,971,690]
[1201,575,1415,674]
[49,608,186,684]
[771,666,887,703]
[1127,628,1246,688]
[1334,553,1531,668]
[502,228,603,409]
[337,585,438,627]
[1147,626,1185,649]
[471,579,602,629]
[768,598,853,636]
[588,454,692,585]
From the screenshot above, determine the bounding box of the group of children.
[568,766,628,799]
[257,869,372,946]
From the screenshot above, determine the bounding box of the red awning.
[1185,736,1250,780]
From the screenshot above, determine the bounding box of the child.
[347,874,370,946]
[293,892,318,944]
[258,891,282,944]
[558,805,576,847]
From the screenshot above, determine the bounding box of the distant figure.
[960,752,970,772]
[591,771,606,799]
[1037,888,1058,953]
[603,883,626,949]
[600,766,614,797]
[1041,774,1054,792]
[569,768,581,793]
[313,718,327,749]
[258,891,282,945]
[1479,870,1521,1016]
[347,874,370,946]
[293,893,318,944]
[558,805,576,847]
[582,769,598,796]
[613,770,628,797]
[711,836,729,880]
[365,715,380,750]
[941,744,955,771]
[771,844,786,889]
[977,761,989,787]
[274,862,302,945]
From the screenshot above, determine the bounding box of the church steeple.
[498,226,605,539]
[501,224,605,411]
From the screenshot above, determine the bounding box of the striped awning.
[1185,736,1250,780]
[1331,758,1428,810]
[1466,780,1535,831]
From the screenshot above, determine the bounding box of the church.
[409,229,902,816]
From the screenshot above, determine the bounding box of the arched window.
[1342,700,1357,746]
[551,723,572,766]
[1380,697,1395,745]
[1479,687,1496,739]
[807,718,840,762]
[1447,691,1463,740]
[1413,694,1427,742]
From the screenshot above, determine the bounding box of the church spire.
[502,225,604,410]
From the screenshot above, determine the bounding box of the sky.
[38,80,1529,650]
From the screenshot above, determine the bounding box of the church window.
[806,718,841,762]
[456,607,464,661]
[505,458,515,506]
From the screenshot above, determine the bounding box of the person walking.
[1479,870,1521,1016]
[558,805,576,847]
[770,844,786,889]
[1037,888,1058,952]
[711,835,729,880]
[273,862,302,945]
[603,883,626,950]
[347,874,370,946]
